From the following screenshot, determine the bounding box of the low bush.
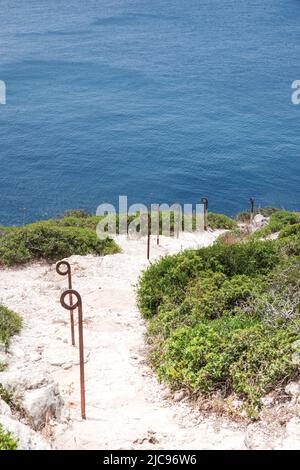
[207,212,237,230]
[279,223,300,239]
[150,314,298,414]
[0,306,22,350]
[0,221,120,266]
[138,230,300,417]
[138,240,279,318]
[216,229,249,245]
[0,425,18,450]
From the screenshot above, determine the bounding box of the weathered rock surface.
[22,383,63,430]
[0,398,12,417]
[285,382,300,399]
[245,421,283,449]
[0,362,63,430]
[252,214,269,230]
[279,417,300,449]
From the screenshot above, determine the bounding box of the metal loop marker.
[60,289,86,420]
[56,261,75,346]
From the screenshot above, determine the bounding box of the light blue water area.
[0,0,299,225]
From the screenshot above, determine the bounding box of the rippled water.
[0,0,299,225]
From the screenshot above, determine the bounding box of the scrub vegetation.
[137,210,300,417]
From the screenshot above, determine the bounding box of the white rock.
[245,422,283,450]
[285,382,300,398]
[261,396,275,407]
[22,383,64,430]
[173,390,186,402]
[252,214,269,230]
[0,414,51,450]
[230,399,243,410]
[278,417,300,449]
[0,398,12,416]
[160,389,172,400]
[0,366,50,396]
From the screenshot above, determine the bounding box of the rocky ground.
[0,229,300,449]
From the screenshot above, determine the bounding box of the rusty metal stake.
[56,261,75,346]
[157,205,160,246]
[201,197,209,231]
[147,211,151,260]
[250,196,255,224]
[60,289,86,420]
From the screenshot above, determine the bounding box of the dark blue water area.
[0,0,300,225]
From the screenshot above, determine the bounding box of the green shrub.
[138,232,300,416]
[216,229,248,245]
[150,312,299,415]
[279,223,300,239]
[63,209,90,218]
[138,250,205,318]
[138,241,278,318]
[0,306,22,350]
[0,425,18,450]
[207,212,237,230]
[0,222,120,266]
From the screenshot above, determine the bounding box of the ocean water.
[0,0,300,225]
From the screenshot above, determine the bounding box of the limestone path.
[0,232,247,449]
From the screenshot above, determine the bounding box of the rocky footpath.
[0,232,299,449]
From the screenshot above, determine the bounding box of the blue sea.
[0,0,300,225]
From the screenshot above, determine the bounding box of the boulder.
[252,214,269,230]
[0,367,50,397]
[22,383,63,430]
[173,390,187,402]
[0,364,63,429]
[285,382,300,398]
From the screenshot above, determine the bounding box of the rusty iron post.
[147,210,151,260]
[201,197,209,231]
[56,261,75,346]
[250,196,255,224]
[60,289,86,420]
[157,205,160,246]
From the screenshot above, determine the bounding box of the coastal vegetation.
[137,210,300,417]
[0,306,21,449]
[0,425,18,450]
[0,210,236,267]
[0,306,22,352]
[0,216,120,266]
